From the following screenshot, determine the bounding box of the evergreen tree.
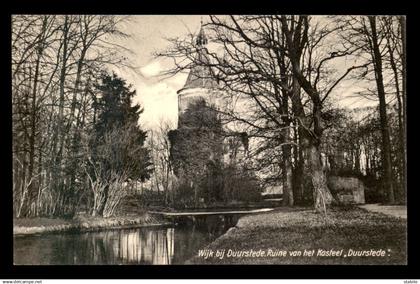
[94,73,142,138]
[88,72,152,216]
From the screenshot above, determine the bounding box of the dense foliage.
[168,99,261,208]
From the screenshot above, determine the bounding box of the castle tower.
[177,23,220,124]
[168,21,258,204]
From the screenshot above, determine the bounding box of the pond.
[13,214,239,265]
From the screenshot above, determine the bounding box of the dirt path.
[358,204,407,219]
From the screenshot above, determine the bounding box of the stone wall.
[327,176,366,204]
[262,185,283,196]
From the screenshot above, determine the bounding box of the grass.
[13,214,171,235]
[13,194,173,235]
[187,207,407,265]
[14,217,74,228]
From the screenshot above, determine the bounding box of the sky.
[111,15,378,130]
[111,15,207,130]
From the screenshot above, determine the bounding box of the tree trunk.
[385,18,405,201]
[399,15,407,204]
[292,133,305,205]
[305,143,334,212]
[290,79,306,205]
[97,185,109,217]
[50,15,70,216]
[355,146,361,173]
[368,16,395,204]
[282,128,294,206]
[298,131,334,211]
[289,75,334,210]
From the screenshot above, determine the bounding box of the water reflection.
[14,214,238,265]
[115,228,175,264]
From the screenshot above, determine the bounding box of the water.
[13,214,239,265]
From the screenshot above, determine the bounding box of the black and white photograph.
[11,14,407,266]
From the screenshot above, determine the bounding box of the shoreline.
[13,213,172,236]
[13,205,275,237]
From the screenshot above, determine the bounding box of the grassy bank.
[187,207,407,265]
[14,213,171,236]
[14,194,174,236]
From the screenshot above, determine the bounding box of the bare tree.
[83,121,150,217]
[336,15,406,203]
[148,119,177,205]
[158,15,367,212]
[12,15,136,217]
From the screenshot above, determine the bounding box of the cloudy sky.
[112,15,376,130]
[111,15,206,130]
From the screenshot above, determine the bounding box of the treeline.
[160,15,406,210]
[144,100,261,209]
[323,105,405,203]
[12,15,152,218]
